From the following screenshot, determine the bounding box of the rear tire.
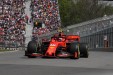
[79,43,89,58]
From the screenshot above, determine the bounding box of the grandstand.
[0,0,26,48]
[0,0,61,48]
[31,0,61,35]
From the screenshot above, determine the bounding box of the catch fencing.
[0,35,25,50]
[38,15,113,49]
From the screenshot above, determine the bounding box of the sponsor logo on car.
[50,44,56,46]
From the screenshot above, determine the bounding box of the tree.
[58,0,113,27]
[58,0,76,27]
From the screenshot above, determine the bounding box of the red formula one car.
[25,32,89,59]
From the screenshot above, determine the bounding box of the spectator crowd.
[0,0,26,47]
[30,0,61,35]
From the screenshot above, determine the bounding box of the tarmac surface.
[0,50,113,75]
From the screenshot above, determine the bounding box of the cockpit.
[51,36,66,42]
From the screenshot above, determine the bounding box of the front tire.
[68,42,80,59]
[26,41,38,58]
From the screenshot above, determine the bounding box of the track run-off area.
[0,50,113,75]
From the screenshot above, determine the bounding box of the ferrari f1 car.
[25,32,89,59]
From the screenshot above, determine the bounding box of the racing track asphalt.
[0,50,113,75]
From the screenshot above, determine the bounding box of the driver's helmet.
[57,27,63,32]
[59,32,64,37]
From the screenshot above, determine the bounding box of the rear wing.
[66,35,80,42]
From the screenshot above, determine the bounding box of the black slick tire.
[69,42,80,59]
[26,41,37,58]
[79,43,89,58]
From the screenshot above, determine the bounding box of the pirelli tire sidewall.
[27,41,37,53]
[79,43,89,58]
